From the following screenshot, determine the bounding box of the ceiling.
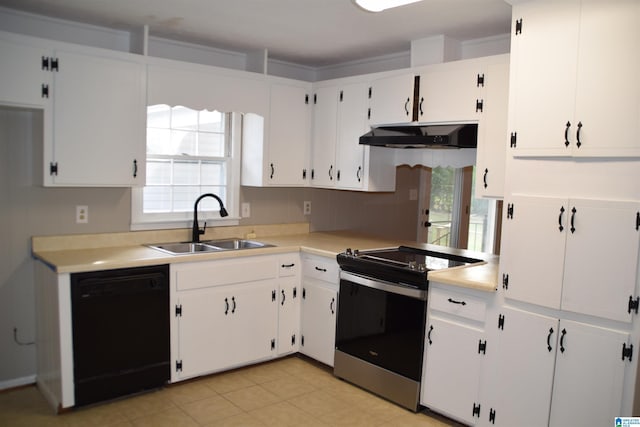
[0,0,512,67]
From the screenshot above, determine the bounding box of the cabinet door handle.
[447,298,467,306]
[564,121,571,147]
[133,159,138,178]
[576,122,583,148]
[483,168,488,189]
[404,97,410,116]
[315,266,327,272]
[427,324,433,345]
[558,206,565,232]
[224,297,229,315]
[329,165,333,180]
[231,296,236,313]
[419,97,424,116]
[270,163,275,179]
[330,297,335,314]
[559,328,567,353]
[356,166,362,182]
[281,263,295,268]
[547,327,554,352]
[636,212,639,231]
[570,207,577,234]
[281,289,286,306]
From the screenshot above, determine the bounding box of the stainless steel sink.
[147,242,223,255]
[204,239,272,250]
[148,239,272,255]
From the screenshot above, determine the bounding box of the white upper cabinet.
[475,59,509,199]
[367,73,415,126]
[417,59,484,123]
[242,81,311,187]
[0,32,146,187]
[509,0,640,157]
[0,36,51,108]
[311,81,396,191]
[48,48,146,186]
[500,194,640,323]
[310,86,339,187]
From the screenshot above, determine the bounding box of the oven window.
[336,280,427,381]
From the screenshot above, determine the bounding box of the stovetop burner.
[337,246,482,289]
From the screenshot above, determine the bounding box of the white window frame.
[130,110,242,231]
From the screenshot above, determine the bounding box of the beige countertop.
[32,227,498,292]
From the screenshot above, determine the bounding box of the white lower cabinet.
[421,285,490,425]
[171,255,286,381]
[300,254,339,366]
[487,306,629,427]
[175,280,278,380]
[277,255,301,356]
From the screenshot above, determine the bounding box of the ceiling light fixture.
[354,0,424,12]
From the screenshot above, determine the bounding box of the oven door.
[335,271,427,382]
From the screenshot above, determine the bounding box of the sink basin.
[148,239,272,255]
[148,242,222,255]
[204,239,272,250]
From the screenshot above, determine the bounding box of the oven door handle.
[340,271,427,301]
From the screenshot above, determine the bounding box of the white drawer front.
[302,255,339,282]
[279,255,300,277]
[175,256,278,291]
[429,287,486,322]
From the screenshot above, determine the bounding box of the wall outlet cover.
[303,201,311,215]
[76,205,88,224]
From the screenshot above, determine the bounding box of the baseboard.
[0,375,36,391]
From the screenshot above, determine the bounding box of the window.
[131,105,240,230]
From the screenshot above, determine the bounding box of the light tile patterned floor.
[0,355,463,426]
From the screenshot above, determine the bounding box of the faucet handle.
[199,221,207,236]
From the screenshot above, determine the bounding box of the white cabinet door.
[501,195,640,322]
[510,0,640,157]
[500,195,567,309]
[176,287,232,379]
[267,83,311,186]
[489,307,557,427]
[311,85,338,187]
[562,199,640,323]
[549,320,628,427]
[277,279,301,356]
[418,62,481,123]
[475,60,509,199]
[422,317,483,425]
[176,281,278,380]
[572,0,640,157]
[300,281,337,366]
[229,281,278,366]
[509,1,580,156]
[50,49,145,186]
[335,82,368,190]
[0,38,51,107]
[368,73,415,125]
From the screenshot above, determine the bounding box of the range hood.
[359,123,478,148]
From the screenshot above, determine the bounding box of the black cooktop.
[337,246,482,289]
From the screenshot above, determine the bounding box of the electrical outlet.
[303,201,311,215]
[241,202,251,218]
[76,205,88,224]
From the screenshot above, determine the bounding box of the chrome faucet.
[192,193,229,243]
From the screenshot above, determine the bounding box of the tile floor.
[0,355,462,426]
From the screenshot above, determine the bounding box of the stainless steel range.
[334,246,481,411]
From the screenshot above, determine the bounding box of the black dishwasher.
[71,264,170,406]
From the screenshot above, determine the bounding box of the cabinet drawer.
[302,255,339,282]
[429,287,486,322]
[279,255,300,277]
[174,256,278,291]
